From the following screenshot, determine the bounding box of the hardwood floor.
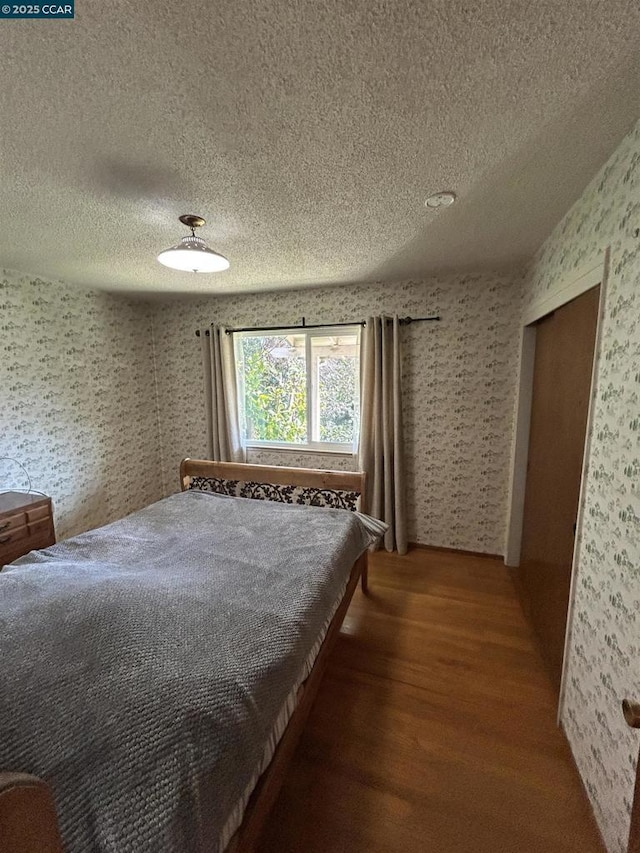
[258,548,604,853]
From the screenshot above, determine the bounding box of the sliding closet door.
[518,285,600,696]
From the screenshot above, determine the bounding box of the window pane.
[312,334,359,444]
[239,335,307,443]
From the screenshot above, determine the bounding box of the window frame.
[233,325,361,454]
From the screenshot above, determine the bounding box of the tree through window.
[234,328,360,451]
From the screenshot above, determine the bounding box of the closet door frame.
[504,247,610,718]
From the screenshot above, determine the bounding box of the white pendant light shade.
[157,215,229,273]
[158,234,229,272]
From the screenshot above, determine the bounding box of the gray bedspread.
[0,490,383,852]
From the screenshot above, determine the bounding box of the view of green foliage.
[239,336,307,442]
[238,334,359,445]
[318,356,358,443]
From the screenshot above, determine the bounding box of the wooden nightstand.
[0,492,56,570]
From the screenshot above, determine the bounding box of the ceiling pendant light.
[157,214,230,273]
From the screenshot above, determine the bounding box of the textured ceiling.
[1,0,639,295]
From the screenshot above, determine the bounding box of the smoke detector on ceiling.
[425,191,456,209]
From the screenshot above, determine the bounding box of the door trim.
[522,254,608,326]
[504,248,610,717]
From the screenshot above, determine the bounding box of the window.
[234,327,361,452]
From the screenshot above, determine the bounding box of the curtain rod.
[194,316,440,337]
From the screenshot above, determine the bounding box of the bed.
[0,459,382,853]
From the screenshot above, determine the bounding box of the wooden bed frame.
[0,459,368,853]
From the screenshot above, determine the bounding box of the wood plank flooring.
[258,548,604,853]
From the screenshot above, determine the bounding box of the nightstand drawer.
[0,511,28,534]
[0,493,56,569]
[28,517,53,536]
[26,504,51,523]
[0,505,51,534]
[0,518,53,545]
[0,529,56,568]
[0,523,29,548]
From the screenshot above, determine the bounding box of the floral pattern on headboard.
[188,476,360,511]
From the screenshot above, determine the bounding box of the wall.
[0,269,163,539]
[151,273,522,553]
[521,118,640,852]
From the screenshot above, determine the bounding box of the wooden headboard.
[179,458,367,514]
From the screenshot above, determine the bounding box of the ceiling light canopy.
[157,214,229,273]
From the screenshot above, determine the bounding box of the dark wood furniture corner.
[0,492,55,570]
[623,699,640,853]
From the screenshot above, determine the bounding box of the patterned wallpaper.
[150,273,522,553]
[522,118,640,852]
[1,116,636,853]
[3,120,637,851]
[0,269,163,540]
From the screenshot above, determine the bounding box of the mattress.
[0,490,383,852]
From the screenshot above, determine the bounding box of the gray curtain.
[357,315,408,554]
[200,325,245,463]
